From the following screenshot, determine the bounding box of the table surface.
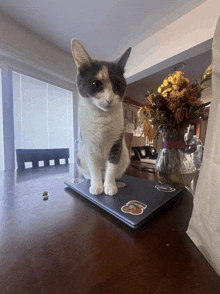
[1,163,220,294]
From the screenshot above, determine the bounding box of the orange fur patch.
[96,65,109,81]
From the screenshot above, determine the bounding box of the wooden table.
[1,164,220,294]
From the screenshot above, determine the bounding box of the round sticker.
[116,181,126,188]
[70,178,84,184]
[155,185,176,192]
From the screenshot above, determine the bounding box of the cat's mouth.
[101,104,113,111]
[97,101,114,112]
[104,102,112,108]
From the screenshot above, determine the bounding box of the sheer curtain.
[13,72,74,167]
[187,16,220,276]
[0,69,4,170]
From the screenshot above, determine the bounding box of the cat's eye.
[92,80,103,93]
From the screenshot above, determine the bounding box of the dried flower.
[147,93,155,104]
[141,118,154,142]
[174,108,191,126]
[138,66,212,140]
[201,65,212,84]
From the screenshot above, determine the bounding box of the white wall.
[0,13,76,86]
[126,0,220,81]
[0,69,4,170]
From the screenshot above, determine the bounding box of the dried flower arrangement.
[137,65,212,141]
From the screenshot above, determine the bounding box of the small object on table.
[43,191,49,201]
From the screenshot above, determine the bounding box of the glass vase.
[155,125,196,188]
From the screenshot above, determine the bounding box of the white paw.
[89,185,104,195]
[104,185,118,196]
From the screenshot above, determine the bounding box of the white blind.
[0,69,4,170]
[13,72,74,167]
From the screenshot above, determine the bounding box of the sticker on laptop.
[116,181,126,188]
[155,185,176,192]
[69,178,84,184]
[121,200,147,215]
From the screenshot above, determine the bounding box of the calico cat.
[71,40,131,196]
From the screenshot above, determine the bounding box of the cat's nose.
[105,98,113,104]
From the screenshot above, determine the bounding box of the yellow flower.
[167,76,173,83]
[161,88,172,97]
[201,64,212,83]
[165,71,189,88]
[175,71,184,76]
[172,85,179,91]
[174,75,183,86]
[169,90,181,99]
[207,64,211,72]
[163,79,169,87]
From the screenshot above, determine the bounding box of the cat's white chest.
[79,98,124,157]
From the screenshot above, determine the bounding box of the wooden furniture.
[16,148,69,170]
[0,164,220,293]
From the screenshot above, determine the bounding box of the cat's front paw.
[104,184,118,196]
[89,185,104,195]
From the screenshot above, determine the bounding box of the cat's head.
[71,39,131,112]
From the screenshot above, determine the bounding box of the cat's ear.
[116,47,131,70]
[71,39,93,68]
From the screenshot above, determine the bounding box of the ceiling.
[0,0,207,60]
[0,0,211,103]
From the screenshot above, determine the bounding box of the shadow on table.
[15,164,70,183]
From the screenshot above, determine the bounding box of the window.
[13,72,74,168]
[0,69,4,170]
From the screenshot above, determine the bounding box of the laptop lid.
[64,175,183,229]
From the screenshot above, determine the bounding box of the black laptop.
[64,175,182,229]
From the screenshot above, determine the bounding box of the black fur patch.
[108,133,123,164]
[77,61,127,99]
[108,63,127,98]
[77,62,102,97]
